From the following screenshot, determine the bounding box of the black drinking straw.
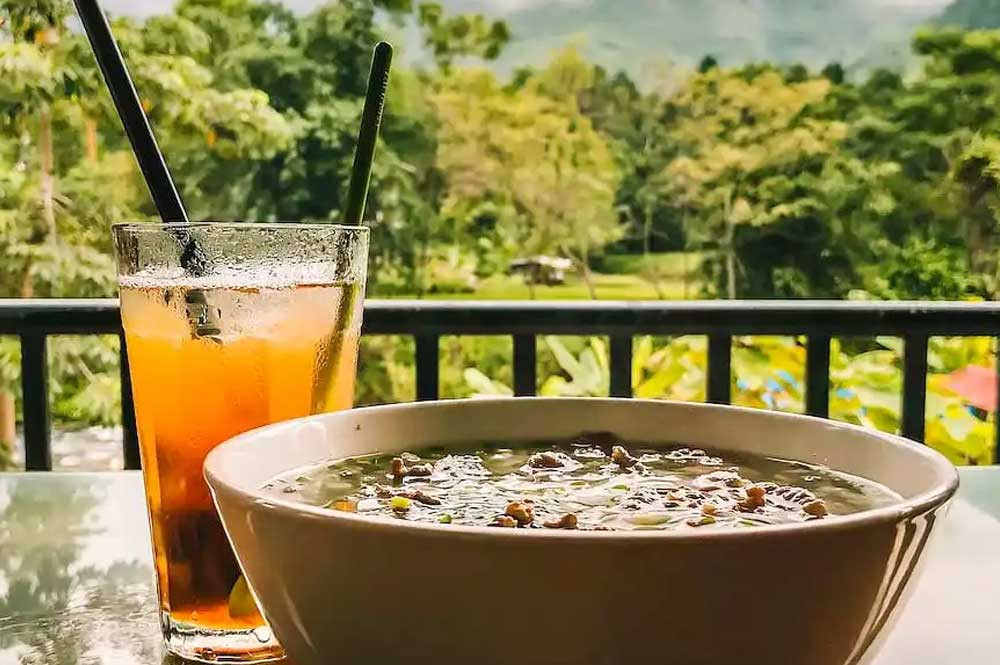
[75,0,216,338]
[312,42,393,410]
[343,41,393,226]
[73,0,188,224]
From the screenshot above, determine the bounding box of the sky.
[103,0,583,16]
[102,0,954,20]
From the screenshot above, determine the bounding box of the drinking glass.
[113,222,368,662]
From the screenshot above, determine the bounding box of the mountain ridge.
[935,0,1000,28]
[435,0,953,79]
[99,0,996,79]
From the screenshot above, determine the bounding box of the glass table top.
[1,468,998,664]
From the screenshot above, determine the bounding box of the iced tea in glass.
[113,222,368,662]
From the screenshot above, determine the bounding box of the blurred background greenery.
[3,0,1000,467]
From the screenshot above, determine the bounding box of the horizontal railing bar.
[0,299,122,334]
[371,300,1000,336]
[6,299,1000,336]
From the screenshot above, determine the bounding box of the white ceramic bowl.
[205,398,958,665]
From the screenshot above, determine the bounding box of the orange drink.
[114,223,368,662]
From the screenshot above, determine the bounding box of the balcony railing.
[2,298,1000,471]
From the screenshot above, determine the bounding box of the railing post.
[707,334,731,405]
[806,334,831,419]
[415,334,439,401]
[902,334,929,443]
[995,337,1000,464]
[119,336,141,470]
[609,335,632,398]
[512,334,536,397]
[20,334,51,471]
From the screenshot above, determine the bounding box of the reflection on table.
[1,469,999,664]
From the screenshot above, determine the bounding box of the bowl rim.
[204,398,960,543]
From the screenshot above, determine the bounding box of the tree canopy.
[4,1,1000,462]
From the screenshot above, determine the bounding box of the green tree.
[952,134,1000,292]
[416,1,509,70]
[581,66,685,257]
[662,66,849,298]
[837,29,1000,295]
[0,0,303,458]
[863,237,984,300]
[152,0,507,295]
[433,54,621,298]
[1,0,517,450]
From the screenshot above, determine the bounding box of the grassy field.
[391,253,704,300]
[425,273,687,300]
[596,251,704,277]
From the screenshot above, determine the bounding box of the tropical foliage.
[459,335,995,465]
[3,0,1000,466]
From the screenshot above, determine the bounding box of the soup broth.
[263,434,900,531]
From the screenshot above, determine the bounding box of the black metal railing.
[2,298,1000,471]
